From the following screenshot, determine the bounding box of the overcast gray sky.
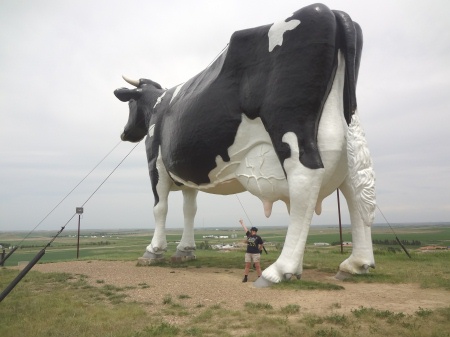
[1,0,449,233]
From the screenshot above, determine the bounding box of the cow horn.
[122,75,140,87]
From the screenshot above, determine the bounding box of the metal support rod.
[0,249,46,302]
[395,236,412,258]
[337,189,343,254]
[0,246,18,266]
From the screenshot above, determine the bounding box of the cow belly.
[169,115,288,200]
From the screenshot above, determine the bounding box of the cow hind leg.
[336,177,375,278]
[336,112,376,277]
[173,188,198,259]
[255,132,324,287]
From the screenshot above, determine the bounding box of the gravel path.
[28,260,450,315]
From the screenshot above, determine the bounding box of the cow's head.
[114,76,164,142]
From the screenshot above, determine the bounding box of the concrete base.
[253,276,274,288]
[334,270,353,280]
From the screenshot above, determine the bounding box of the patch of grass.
[162,294,173,305]
[314,327,344,337]
[351,306,378,318]
[330,302,341,309]
[133,322,179,336]
[245,302,273,310]
[184,326,203,336]
[0,270,150,337]
[280,304,300,314]
[274,279,345,290]
[342,272,394,284]
[100,284,130,304]
[415,307,433,318]
[324,314,348,326]
[351,306,406,324]
[192,309,214,323]
[302,313,325,327]
[138,282,150,288]
[178,294,191,299]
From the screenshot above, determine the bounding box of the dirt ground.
[28,260,450,316]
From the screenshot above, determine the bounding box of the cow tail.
[347,111,376,226]
[333,10,374,226]
[333,10,363,125]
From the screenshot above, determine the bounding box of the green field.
[1,224,450,267]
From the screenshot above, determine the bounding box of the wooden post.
[337,189,343,254]
[76,207,84,259]
[77,214,81,259]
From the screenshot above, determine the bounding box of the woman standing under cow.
[239,219,264,282]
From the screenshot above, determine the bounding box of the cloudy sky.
[1,0,449,234]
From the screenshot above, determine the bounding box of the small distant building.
[419,245,448,251]
[313,242,330,246]
[212,244,235,250]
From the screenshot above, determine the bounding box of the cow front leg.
[173,188,198,259]
[336,178,375,278]
[143,196,168,259]
[255,133,324,287]
[143,168,172,259]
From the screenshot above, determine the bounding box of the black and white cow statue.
[114,3,376,287]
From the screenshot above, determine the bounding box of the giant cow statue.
[114,3,376,287]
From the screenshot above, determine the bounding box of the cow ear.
[114,88,142,102]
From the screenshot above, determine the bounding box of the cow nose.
[120,132,126,141]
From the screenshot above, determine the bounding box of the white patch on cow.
[170,83,185,105]
[148,124,155,138]
[268,18,301,52]
[153,91,167,109]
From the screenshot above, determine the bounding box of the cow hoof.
[284,273,293,280]
[171,250,196,262]
[295,274,302,280]
[334,270,352,280]
[253,276,274,288]
[173,249,195,257]
[363,263,375,270]
[142,251,164,259]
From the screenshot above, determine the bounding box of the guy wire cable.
[0,140,142,302]
[235,193,254,227]
[1,104,147,263]
[206,44,229,68]
[14,140,122,248]
[376,205,411,258]
[8,107,149,250]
